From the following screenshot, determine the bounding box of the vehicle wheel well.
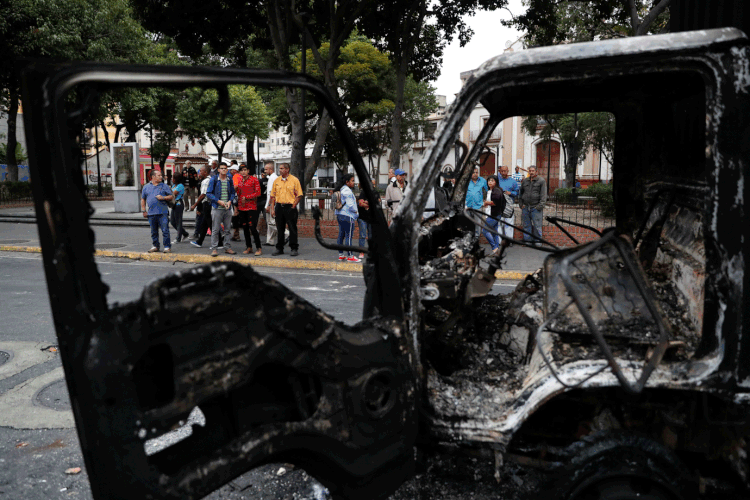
[508,387,750,489]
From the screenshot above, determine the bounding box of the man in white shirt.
[263,162,279,246]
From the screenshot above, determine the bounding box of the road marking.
[0,341,57,381]
[0,367,74,429]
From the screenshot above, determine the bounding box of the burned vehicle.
[20,28,750,499]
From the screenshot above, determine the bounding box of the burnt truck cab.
[20,28,750,499]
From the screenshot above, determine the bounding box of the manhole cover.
[0,239,30,244]
[35,379,71,411]
[0,350,9,367]
[95,243,127,249]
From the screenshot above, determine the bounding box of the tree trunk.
[99,120,111,150]
[282,87,307,191]
[246,137,256,174]
[5,85,19,182]
[388,55,409,172]
[305,107,331,189]
[564,140,580,188]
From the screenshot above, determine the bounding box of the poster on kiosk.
[111,143,140,212]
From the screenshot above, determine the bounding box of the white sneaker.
[163,248,171,253]
[147,247,159,253]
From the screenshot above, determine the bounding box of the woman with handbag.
[170,172,190,244]
[481,175,506,255]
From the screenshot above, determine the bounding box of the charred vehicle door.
[20,64,417,500]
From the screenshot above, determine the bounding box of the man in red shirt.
[236,164,263,255]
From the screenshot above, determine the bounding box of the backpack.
[331,190,343,210]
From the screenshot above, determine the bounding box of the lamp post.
[94,123,102,197]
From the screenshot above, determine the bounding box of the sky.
[433,0,526,103]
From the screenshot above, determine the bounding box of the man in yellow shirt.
[269,163,303,256]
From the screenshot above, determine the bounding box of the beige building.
[457,42,613,190]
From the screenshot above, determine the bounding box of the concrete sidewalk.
[0,201,547,278]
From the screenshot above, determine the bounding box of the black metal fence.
[542,192,616,229]
[0,183,33,206]
[0,182,114,206]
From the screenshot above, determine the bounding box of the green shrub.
[552,187,574,203]
[583,182,615,217]
[0,181,33,198]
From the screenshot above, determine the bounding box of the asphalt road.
[0,251,523,500]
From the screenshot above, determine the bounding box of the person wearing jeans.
[519,165,547,245]
[206,164,236,256]
[481,175,505,255]
[497,166,519,245]
[170,172,190,244]
[235,164,262,255]
[140,170,173,253]
[334,173,360,262]
[355,178,376,259]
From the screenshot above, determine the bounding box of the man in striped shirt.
[206,164,237,256]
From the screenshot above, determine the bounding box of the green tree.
[522,114,583,188]
[513,1,669,187]
[358,0,509,173]
[281,35,436,181]
[0,0,147,181]
[96,40,186,158]
[177,85,270,163]
[581,111,615,176]
[133,0,369,199]
[0,134,28,164]
[522,112,615,188]
[505,0,670,46]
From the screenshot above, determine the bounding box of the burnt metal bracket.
[539,231,672,395]
[312,207,368,253]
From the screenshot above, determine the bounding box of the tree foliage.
[505,0,670,47]
[176,85,270,163]
[522,112,615,188]
[358,0,509,171]
[513,1,668,187]
[0,135,27,164]
[0,0,148,180]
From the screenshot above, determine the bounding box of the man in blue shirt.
[140,170,174,253]
[466,167,488,236]
[512,166,524,182]
[497,166,519,244]
[465,167,488,210]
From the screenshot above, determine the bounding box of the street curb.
[0,245,529,280]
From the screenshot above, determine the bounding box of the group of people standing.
[331,173,378,262]
[141,160,302,257]
[465,164,548,252]
[141,159,549,259]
